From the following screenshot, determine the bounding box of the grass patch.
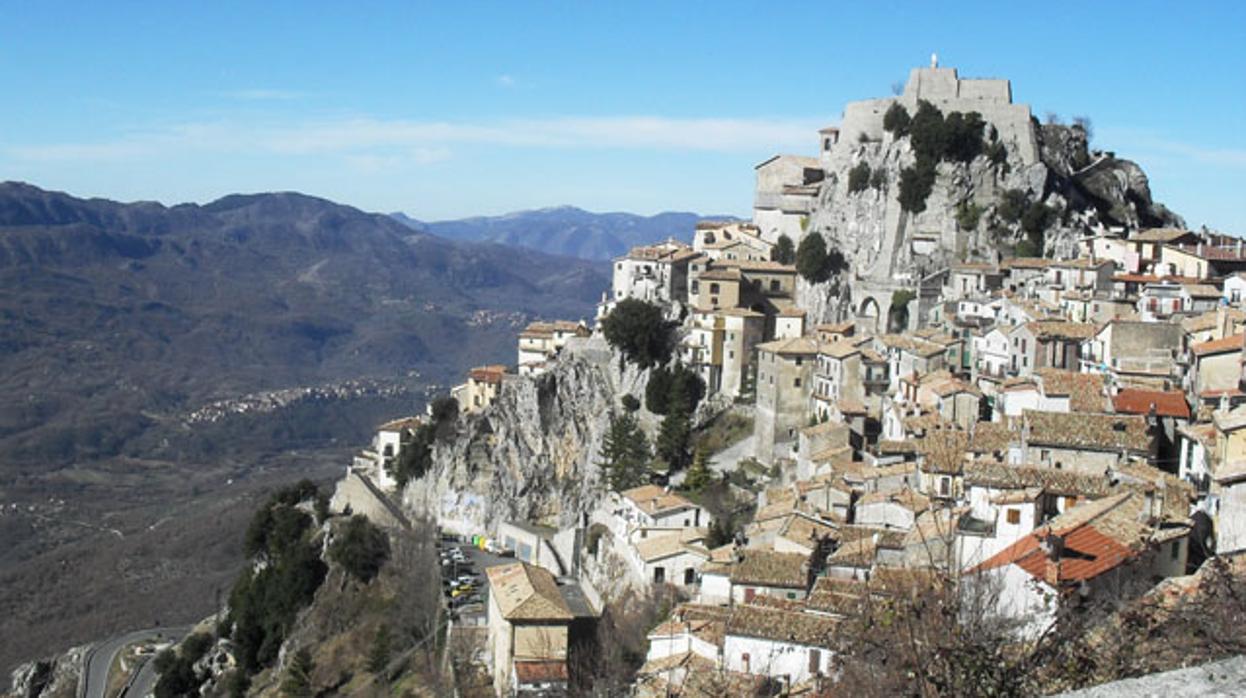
[692,411,752,456]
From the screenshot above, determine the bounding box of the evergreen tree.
[796,233,830,283]
[601,298,672,368]
[367,624,392,674]
[281,648,314,698]
[771,234,795,264]
[656,377,692,471]
[684,447,713,492]
[599,412,651,491]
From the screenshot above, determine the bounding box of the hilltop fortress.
[754,59,1175,333]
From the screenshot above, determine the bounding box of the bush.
[601,299,673,369]
[956,202,983,231]
[847,161,872,194]
[986,141,1007,166]
[771,234,795,265]
[796,233,830,283]
[898,162,937,214]
[330,515,390,583]
[644,364,705,415]
[997,189,1029,224]
[870,167,887,190]
[620,394,640,413]
[1021,202,1056,237]
[883,102,911,137]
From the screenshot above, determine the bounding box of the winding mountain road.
[81,626,191,698]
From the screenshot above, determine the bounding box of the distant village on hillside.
[332,63,1246,697]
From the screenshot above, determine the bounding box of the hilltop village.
[315,64,1246,698]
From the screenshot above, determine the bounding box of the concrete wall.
[723,635,831,684]
[755,350,815,464]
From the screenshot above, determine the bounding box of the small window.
[770,279,781,292]
[809,648,821,674]
[939,477,951,496]
[787,591,797,599]
[1006,509,1021,525]
[684,568,696,585]
[794,378,802,387]
[742,652,751,672]
[710,283,720,294]
[1171,541,1180,560]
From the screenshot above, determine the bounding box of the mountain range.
[392,206,736,261]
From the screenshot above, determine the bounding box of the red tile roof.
[1191,333,1243,357]
[1113,389,1191,420]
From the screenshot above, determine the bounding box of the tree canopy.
[601,299,673,368]
[599,412,651,491]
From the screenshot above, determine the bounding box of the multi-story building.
[754,336,819,465]
[611,240,700,306]
[682,307,765,398]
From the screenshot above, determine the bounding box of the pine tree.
[657,377,692,471]
[772,234,795,264]
[599,412,651,491]
[281,648,314,697]
[684,447,713,492]
[367,624,392,674]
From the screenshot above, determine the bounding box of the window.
[1171,541,1180,560]
[794,378,802,387]
[690,280,699,293]
[795,357,803,366]
[939,477,951,496]
[728,350,734,358]
[654,567,665,584]
[1006,508,1021,525]
[770,279,781,292]
[809,648,821,674]
[1040,449,1050,461]
[744,588,756,603]
[787,591,797,599]
[742,653,751,673]
[1064,495,1078,509]
[684,568,696,585]
[710,283,720,294]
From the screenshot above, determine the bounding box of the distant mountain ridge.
[0,181,609,470]
[390,206,739,260]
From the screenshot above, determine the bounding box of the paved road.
[81,626,191,698]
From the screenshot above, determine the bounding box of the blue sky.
[1,2,1243,231]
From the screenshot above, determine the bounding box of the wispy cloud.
[1098,127,1246,168]
[6,114,819,164]
[495,74,517,89]
[220,88,307,101]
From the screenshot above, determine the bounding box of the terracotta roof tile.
[1112,389,1191,420]
[729,549,809,589]
[1023,410,1153,453]
[725,604,838,646]
[1191,333,1243,356]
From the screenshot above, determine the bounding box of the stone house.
[752,154,823,243]
[1207,407,1246,554]
[943,262,1003,302]
[1160,240,1246,279]
[1037,258,1115,306]
[728,549,813,604]
[682,306,765,399]
[876,334,949,392]
[722,605,836,684]
[1008,320,1095,377]
[631,528,712,587]
[913,428,971,500]
[1187,333,1243,408]
[1127,228,1199,270]
[813,320,855,343]
[855,489,931,529]
[1017,410,1156,474]
[517,320,589,374]
[611,240,699,306]
[1112,388,1191,469]
[450,364,508,414]
[974,327,1012,392]
[692,221,773,262]
[810,340,864,422]
[1081,319,1185,390]
[1001,257,1052,296]
[969,492,1189,641]
[350,416,424,491]
[689,266,742,310]
[1182,306,1246,345]
[643,603,729,666]
[995,369,1109,424]
[754,336,818,465]
[485,562,575,696]
[1224,273,1246,306]
[615,485,711,543]
[1080,233,1137,272]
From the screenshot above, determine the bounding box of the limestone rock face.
[402,336,644,535]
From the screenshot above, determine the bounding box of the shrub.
[956,202,983,231]
[644,364,704,415]
[870,167,887,190]
[330,515,390,583]
[771,234,795,264]
[898,162,937,214]
[1021,202,1056,237]
[986,141,1008,166]
[620,394,640,412]
[883,102,911,137]
[847,161,872,194]
[796,233,829,283]
[601,299,673,369]
[997,189,1029,224]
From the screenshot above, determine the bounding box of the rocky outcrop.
[6,646,85,698]
[401,336,647,535]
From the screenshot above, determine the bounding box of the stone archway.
[858,296,882,334]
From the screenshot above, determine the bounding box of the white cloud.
[5,114,819,163]
[495,74,517,88]
[1097,127,1246,169]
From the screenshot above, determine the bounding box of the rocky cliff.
[401,336,648,535]
[796,67,1182,328]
